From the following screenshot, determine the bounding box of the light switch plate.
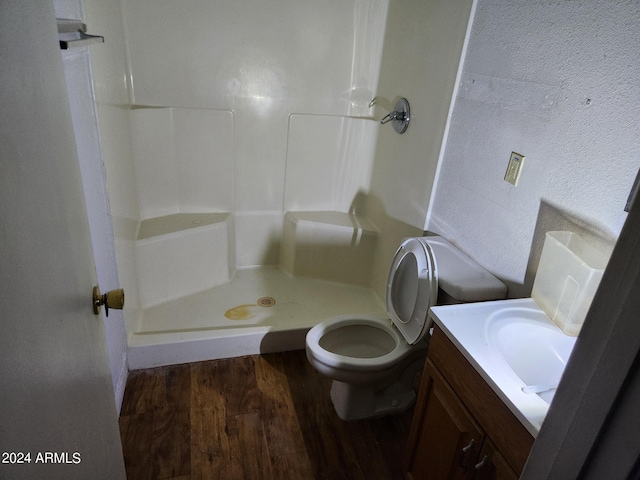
[504,152,525,186]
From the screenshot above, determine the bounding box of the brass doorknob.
[93,286,125,317]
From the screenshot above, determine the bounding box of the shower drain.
[256,296,276,307]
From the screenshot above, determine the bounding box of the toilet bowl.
[305,235,507,420]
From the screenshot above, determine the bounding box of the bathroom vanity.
[405,325,534,479]
[405,297,579,478]
[405,231,600,478]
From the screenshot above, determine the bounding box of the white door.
[0,1,126,479]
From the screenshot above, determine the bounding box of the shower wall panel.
[365,0,475,299]
[122,0,356,214]
[120,0,387,270]
[130,108,234,220]
[284,114,377,213]
[122,0,356,112]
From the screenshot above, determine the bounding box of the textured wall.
[429,0,640,296]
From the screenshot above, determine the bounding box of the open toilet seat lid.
[386,237,438,345]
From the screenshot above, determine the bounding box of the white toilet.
[305,235,507,420]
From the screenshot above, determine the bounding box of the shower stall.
[84,0,474,368]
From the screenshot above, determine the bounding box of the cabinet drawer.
[428,326,534,474]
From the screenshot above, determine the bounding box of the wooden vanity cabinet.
[473,439,519,480]
[406,327,534,480]
[406,359,484,479]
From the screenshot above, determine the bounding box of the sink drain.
[257,296,276,307]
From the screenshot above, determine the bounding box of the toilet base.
[330,380,416,420]
[328,352,426,420]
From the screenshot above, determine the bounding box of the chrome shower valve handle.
[379,97,410,134]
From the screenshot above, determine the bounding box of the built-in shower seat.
[280,211,379,287]
[135,212,234,307]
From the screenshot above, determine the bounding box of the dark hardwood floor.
[119,349,414,480]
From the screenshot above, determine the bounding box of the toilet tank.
[424,236,507,303]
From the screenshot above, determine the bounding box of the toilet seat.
[386,237,438,345]
[305,313,412,375]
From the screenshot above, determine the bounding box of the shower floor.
[128,267,385,369]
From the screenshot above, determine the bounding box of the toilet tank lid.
[423,236,507,302]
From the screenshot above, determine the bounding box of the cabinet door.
[473,439,519,480]
[407,360,484,480]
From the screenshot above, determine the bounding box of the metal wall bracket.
[57,18,104,50]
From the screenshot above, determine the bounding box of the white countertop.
[429,298,575,437]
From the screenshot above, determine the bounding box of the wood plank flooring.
[119,349,414,480]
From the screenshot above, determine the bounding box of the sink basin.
[485,307,577,403]
[429,298,578,436]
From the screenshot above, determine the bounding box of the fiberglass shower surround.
[119,0,390,368]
